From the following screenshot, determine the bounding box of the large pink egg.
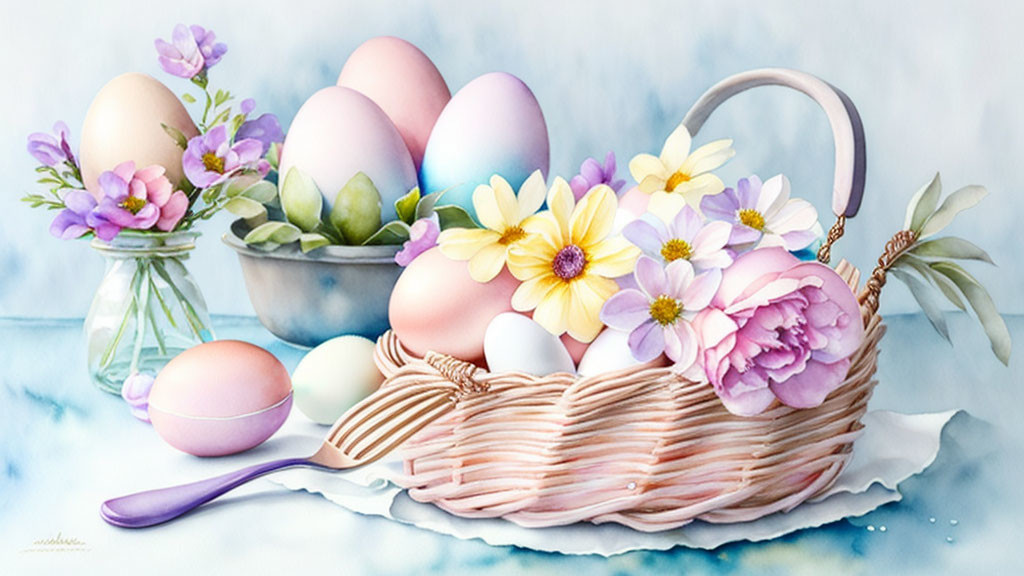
[278,86,417,222]
[389,247,518,364]
[79,73,199,199]
[148,341,292,457]
[338,37,450,170]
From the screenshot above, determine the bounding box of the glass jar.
[84,231,214,394]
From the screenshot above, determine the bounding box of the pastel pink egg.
[278,86,417,222]
[148,341,292,457]
[338,36,450,170]
[389,247,518,365]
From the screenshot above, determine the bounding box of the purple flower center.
[202,152,225,174]
[552,244,586,280]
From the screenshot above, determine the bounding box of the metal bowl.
[223,220,402,348]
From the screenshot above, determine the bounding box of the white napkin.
[271,410,957,556]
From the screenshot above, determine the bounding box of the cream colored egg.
[79,73,198,198]
[577,329,669,378]
[484,313,575,376]
[292,335,384,425]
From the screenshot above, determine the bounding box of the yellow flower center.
[738,208,766,231]
[120,196,147,215]
[498,225,526,245]
[552,244,587,280]
[665,171,691,192]
[649,295,682,326]
[202,152,225,174]
[660,239,692,262]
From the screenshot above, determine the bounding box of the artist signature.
[20,532,91,554]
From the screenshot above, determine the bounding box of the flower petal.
[679,139,734,175]
[647,190,687,222]
[715,247,798,307]
[600,289,651,331]
[769,358,850,409]
[567,276,616,342]
[700,188,739,222]
[156,190,188,231]
[622,218,667,258]
[663,258,694,298]
[672,321,699,370]
[675,173,725,208]
[467,242,509,282]
[570,185,617,247]
[717,384,777,416]
[682,268,721,311]
[768,198,818,234]
[756,174,790,217]
[438,228,500,260]
[511,273,561,312]
[670,205,702,241]
[629,153,665,185]
[532,282,571,336]
[517,170,547,220]
[547,177,575,242]
[659,123,693,169]
[628,319,665,363]
[587,235,640,279]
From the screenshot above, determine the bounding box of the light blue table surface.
[1,314,1021,575]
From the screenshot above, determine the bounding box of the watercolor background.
[0,0,1020,319]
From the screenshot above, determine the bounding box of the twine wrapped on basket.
[351,69,908,532]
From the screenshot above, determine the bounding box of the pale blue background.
[0,0,1020,318]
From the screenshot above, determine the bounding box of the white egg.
[484,313,575,376]
[577,329,652,378]
[292,335,384,424]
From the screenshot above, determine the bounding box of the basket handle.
[682,68,866,260]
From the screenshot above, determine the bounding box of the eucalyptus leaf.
[331,172,382,245]
[435,205,478,230]
[918,185,988,239]
[161,123,189,150]
[395,187,421,225]
[895,254,967,311]
[415,190,448,220]
[911,236,994,264]
[930,261,1012,366]
[362,220,411,246]
[279,167,323,232]
[243,221,301,245]
[224,196,267,219]
[904,173,942,232]
[300,233,332,253]
[890,268,951,343]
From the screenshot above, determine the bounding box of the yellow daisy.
[438,170,547,282]
[628,122,735,211]
[507,180,640,342]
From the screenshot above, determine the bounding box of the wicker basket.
[354,69,907,532]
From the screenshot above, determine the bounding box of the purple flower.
[27,121,74,167]
[236,113,284,156]
[240,98,256,115]
[155,24,226,79]
[88,161,188,240]
[600,255,721,368]
[396,214,440,267]
[183,125,268,188]
[49,190,96,240]
[569,151,625,201]
[623,205,733,272]
[700,175,820,252]
[122,372,155,423]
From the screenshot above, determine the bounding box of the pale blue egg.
[419,73,549,217]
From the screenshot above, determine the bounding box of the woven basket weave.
[354,69,894,532]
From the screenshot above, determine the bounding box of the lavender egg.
[419,72,549,218]
[278,86,417,223]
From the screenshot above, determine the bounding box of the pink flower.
[694,247,864,416]
[88,162,188,240]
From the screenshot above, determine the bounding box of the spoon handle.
[101,457,318,528]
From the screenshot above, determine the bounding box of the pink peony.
[694,247,864,416]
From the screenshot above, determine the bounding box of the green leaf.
[161,123,189,149]
[911,237,994,264]
[214,89,230,107]
[895,254,967,311]
[224,196,267,219]
[210,107,232,127]
[331,172,382,245]
[279,167,323,232]
[223,175,262,198]
[361,220,411,246]
[904,173,942,232]
[266,142,282,172]
[182,93,197,104]
[918,185,988,238]
[889,268,951,343]
[415,189,448,220]
[243,221,301,245]
[240,180,277,204]
[930,261,1012,366]
[394,187,421,225]
[435,205,478,230]
[300,233,332,253]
